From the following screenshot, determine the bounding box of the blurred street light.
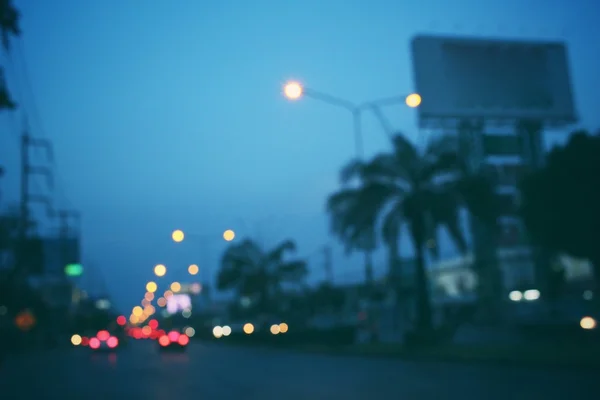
[144,292,154,301]
[188,264,199,275]
[283,81,303,100]
[146,281,157,293]
[170,282,181,293]
[243,323,254,334]
[132,306,143,317]
[282,79,421,159]
[154,264,167,277]
[172,229,184,243]
[223,229,235,242]
[157,297,167,307]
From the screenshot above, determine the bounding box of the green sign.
[64,263,83,277]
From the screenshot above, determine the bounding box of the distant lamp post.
[282,79,421,159]
[154,264,167,277]
[188,264,199,275]
[223,229,235,242]
[283,81,303,100]
[146,281,157,293]
[172,229,184,243]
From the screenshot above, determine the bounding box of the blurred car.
[87,329,120,352]
[157,330,189,352]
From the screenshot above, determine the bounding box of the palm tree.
[0,0,20,110]
[327,133,498,334]
[216,238,308,316]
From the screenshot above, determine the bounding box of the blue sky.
[1,0,599,311]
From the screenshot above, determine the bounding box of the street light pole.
[284,81,421,160]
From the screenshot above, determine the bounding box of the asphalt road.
[0,341,596,399]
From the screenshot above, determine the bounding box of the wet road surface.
[0,341,596,399]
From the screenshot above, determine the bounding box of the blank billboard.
[411,35,577,127]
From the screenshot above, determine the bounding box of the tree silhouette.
[520,130,600,286]
[0,0,20,110]
[217,238,308,315]
[327,133,498,333]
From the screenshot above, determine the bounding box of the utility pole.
[18,119,54,276]
[323,245,333,284]
[57,209,80,270]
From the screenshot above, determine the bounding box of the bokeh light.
[172,229,184,242]
[144,292,154,301]
[154,264,167,277]
[164,290,173,299]
[283,81,303,100]
[185,327,195,337]
[222,325,232,336]
[170,282,181,293]
[405,93,422,108]
[157,297,167,307]
[188,264,199,275]
[279,322,289,333]
[132,306,143,317]
[580,316,597,330]
[116,315,126,326]
[71,334,82,346]
[223,229,235,242]
[146,281,157,293]
[243,323,254,334]
[270,324,280,335]
[213,326,223,338]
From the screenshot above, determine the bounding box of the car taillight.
[107,336,119,348]
[177,334,189,346]
[167,331,180,342]
[158,335,170,347]
[89,337,101,349]
[97,330,110,341]
[81,337,90,346]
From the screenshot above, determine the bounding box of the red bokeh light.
[177,334,189,346]
[116,315,126,326]
[167,331,180,342]
[97,330,110,341]
[107,336,119,348]
[148,319,159,330]
[89,337,100,349]
[158,335,170,347]
[81,337,90,346]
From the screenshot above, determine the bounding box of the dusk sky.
[1,0,599,311]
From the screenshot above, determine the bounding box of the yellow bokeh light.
[157,297,167,307]
[164,290,173,299]
[405,93,421,108]
[146,281,157,293]
[270,324,280,335]
[144,305,156,315]
[170,282,181,293]
[188,264,199,275]
[132,306,143,317]
[279,322,289,333]
[71,334,82,346]
[144,292,154,301]
[172,229,184,242]
[283,81,303,100]
[223,229,235,242]
[129,315,138,324]
[580,316,597,330]
[154,264,167,277]
[243,323,254,334]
